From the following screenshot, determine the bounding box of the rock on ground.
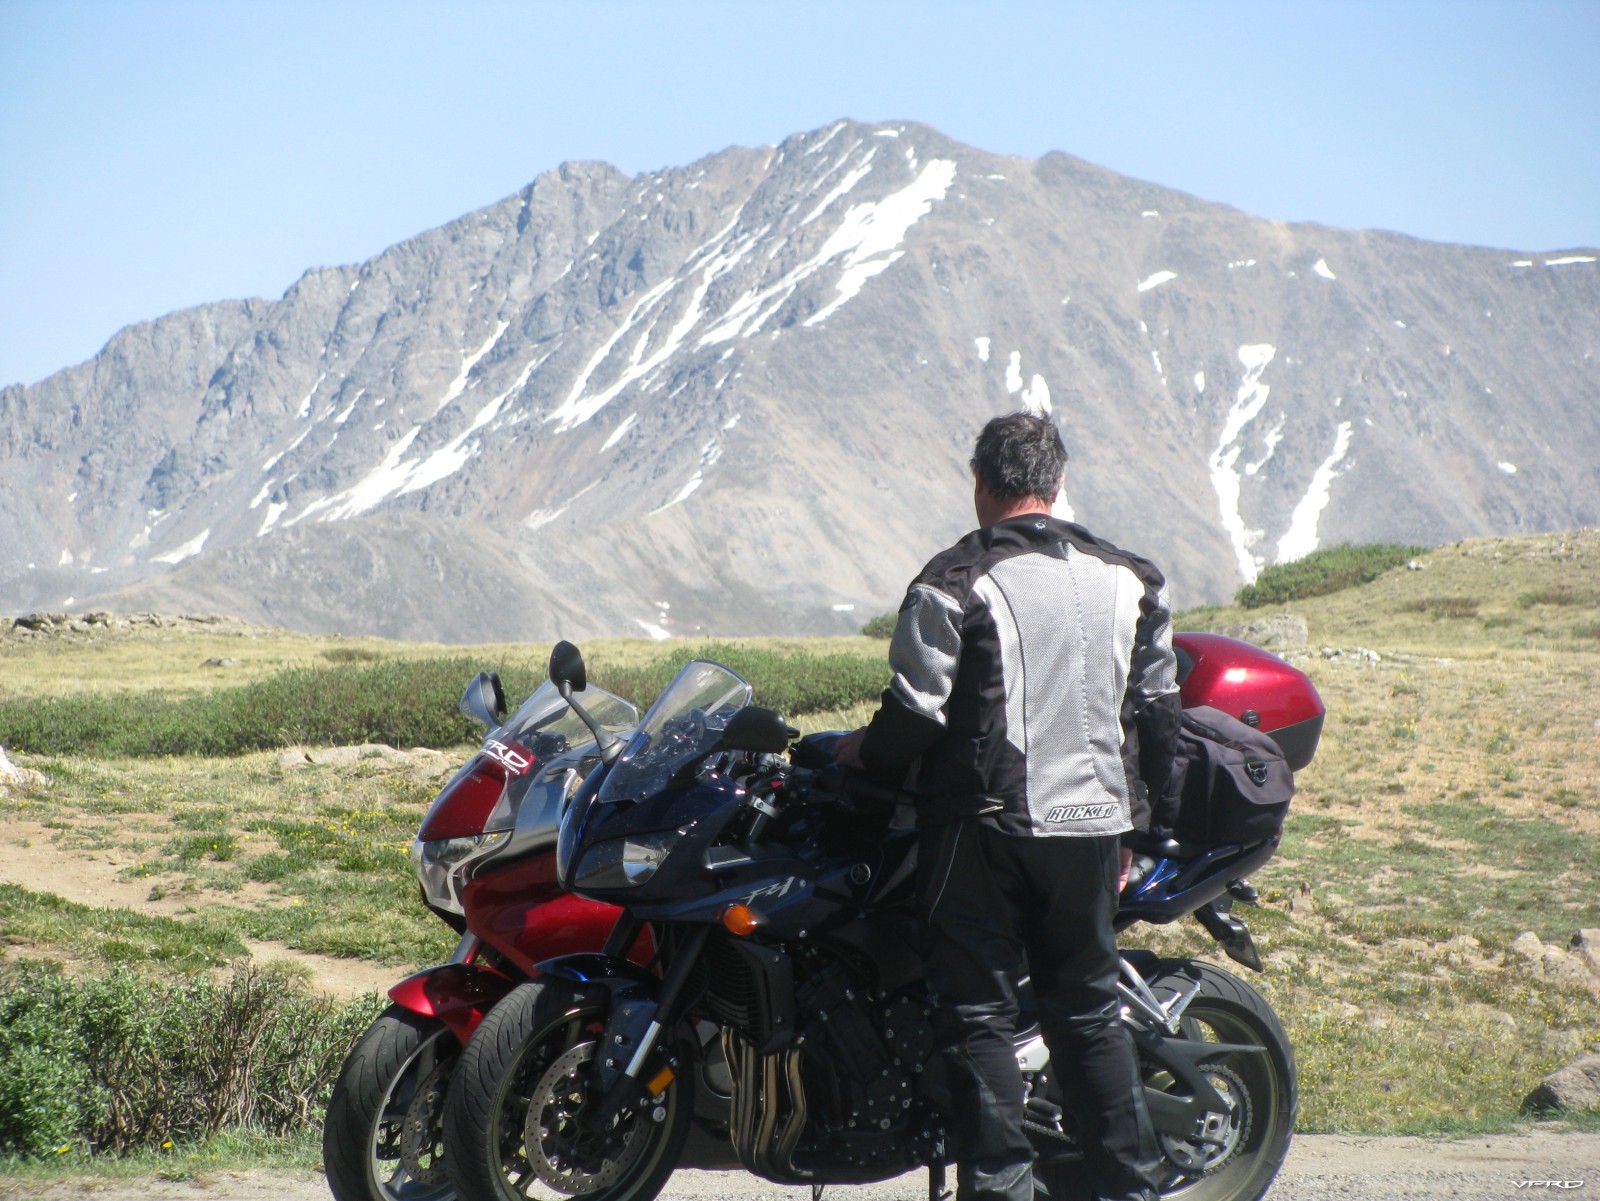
[1524,1053,1600,1114]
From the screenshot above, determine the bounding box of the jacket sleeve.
[1129,577,1182,797]
[857,582,963,781]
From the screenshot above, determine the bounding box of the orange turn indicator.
[646,1065,676,1096]
[720,903,762,937]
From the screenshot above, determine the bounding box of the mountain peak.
[3,122,1595,640]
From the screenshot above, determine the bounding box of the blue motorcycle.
[442,642,1316,1201]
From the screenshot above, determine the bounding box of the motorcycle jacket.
[859,514,1181,837]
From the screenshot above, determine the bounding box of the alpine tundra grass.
[0,530,1597,1169]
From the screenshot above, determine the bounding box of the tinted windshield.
[491,679,636,769]
[594,660,752,804]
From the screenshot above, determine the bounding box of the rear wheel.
[443,979,690,1201]
[323,1005,458,1201]
[1140,959,1296,1201]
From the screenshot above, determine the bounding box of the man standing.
[833,412,1180,1201]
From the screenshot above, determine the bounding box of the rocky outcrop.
[1510,930,1600,993]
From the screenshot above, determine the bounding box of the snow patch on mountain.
[1005,351,1023,393]
[257,502,287,537]
[803,158,959,327]
[1277,421,1353,562]
[154,529,210,565]
[1209,344,1277,583]
[295,373,326,419]
[433,321,510,417]
[1021,375,1051,415]
[602,413,639,451]
[801,150,876,226]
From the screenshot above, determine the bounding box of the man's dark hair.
[969,412,1067,502]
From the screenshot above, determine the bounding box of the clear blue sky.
[2,0,1596,389]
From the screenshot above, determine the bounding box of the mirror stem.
[559,682,622,762]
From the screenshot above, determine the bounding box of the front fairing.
[557,660,752,890]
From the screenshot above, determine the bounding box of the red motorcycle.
[322,672,646,1201]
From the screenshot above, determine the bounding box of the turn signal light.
[720,903,762,937]
[646,1065,676,1096]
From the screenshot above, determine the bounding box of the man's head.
[969,412,1066,524]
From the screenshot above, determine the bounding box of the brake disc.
[523,1040,649,1192]
[1158,1062,1252,1174]
[397,1055,452,1186]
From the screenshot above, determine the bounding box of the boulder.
[1219,614,1309,649]
[0,747,45,792]
[1522,1053,1600,1113]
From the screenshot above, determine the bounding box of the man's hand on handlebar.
[831,727,866,769]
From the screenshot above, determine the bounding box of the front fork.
[580,923,712,1132]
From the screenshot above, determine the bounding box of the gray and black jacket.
[859,514,1181,837]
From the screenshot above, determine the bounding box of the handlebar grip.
[842,772,913,808]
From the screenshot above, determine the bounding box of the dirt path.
[7,1130,1597,1200]
[0,819,399,999]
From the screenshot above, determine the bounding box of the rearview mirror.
[547,639,621,762]
[548,640,587,693]
[721,707,799,754]
[459,671,506,729]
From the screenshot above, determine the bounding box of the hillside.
[1,530,1597,1137]
[3,120,1596,642]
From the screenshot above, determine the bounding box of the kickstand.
[811,1186,826,1201]
[928,1160,952,1201]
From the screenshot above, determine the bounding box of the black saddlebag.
[1150,705,1295,845]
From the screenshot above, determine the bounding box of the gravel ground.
[4,1130,1596,1201]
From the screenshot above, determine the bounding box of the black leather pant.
[918,820,1160,1201]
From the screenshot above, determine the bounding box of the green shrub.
[1235,543,1427,608]
[860,612,898,639]
[319,646,383,663]
[0,964,380,1158]
[1401,597,1481,619]
[0,648,888,758]
[0,974,95,1156]
[0,658,542,758]
[1517,587,1600,608]
[594,644,888,719]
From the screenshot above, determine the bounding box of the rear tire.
[443,979,690,1201]
[1140,959,1296,1201]
[323,1005,458,1201]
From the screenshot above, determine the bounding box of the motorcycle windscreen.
[493,679,638,762]
[594,660,752,805]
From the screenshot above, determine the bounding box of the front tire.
[323,1005,459,1201]
[443,979,691,1201]
[1140,959,1296,1201]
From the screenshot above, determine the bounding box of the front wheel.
[1140,958,1297,1201]
[443,979,691,1201]
[323,1004,459,1201]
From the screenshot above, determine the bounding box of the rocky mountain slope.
[3,120,1596,640]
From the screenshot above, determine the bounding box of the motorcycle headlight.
[574,828,683,890]
[411,831,511,915]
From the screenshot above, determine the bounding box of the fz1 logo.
[1514,1182,1585,1190]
